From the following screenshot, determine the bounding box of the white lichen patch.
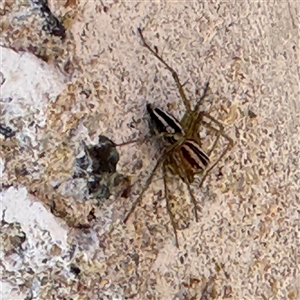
[1,187,69,298]
[1,1,299,299]
[1,187,68,247]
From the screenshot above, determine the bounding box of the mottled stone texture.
[0,1,298,299]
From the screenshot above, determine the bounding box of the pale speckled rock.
[1,1,299,299]
[1,47,65,126]
[1,187,70,299]
[1,186,68,248]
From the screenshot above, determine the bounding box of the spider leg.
[186,179,199,222]
[163,163,179,247]
[138,28,192,113]
[197,139,232,190]
[121,125,185,223]
[123,137,184,230]
[206,129,221,157]
[196,112,233,188]
[183,81,210,136]
[116,131,165,147]
[123,153,165,223]
[193,80,210,115]
[115,138,144,147]
[168,153,200,223]
[202,113,233,157]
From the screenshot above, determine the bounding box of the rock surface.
[1,1,298,299]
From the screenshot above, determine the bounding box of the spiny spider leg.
[123,154,164,223]
[201,112,233,157]
[197,139,232,190]
[192,80,210,121]
[202,112,230,130]
[185,176,200,222]
[166,153,200,223]
[116,131,185,148]
[123,138,184,223]
[195,113,233,188]
[183,80,210,138]
[115,138,144,147]
[163,162,179,247]
[207,131,222,157]
[138,28,192,113]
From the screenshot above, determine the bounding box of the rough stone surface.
[0,1,299,299]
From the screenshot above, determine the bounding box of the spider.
[121,28,233,247]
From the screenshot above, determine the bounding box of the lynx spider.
[120,28,233,247]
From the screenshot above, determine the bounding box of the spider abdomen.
[168,139,209,184]
[180,139,210,173]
